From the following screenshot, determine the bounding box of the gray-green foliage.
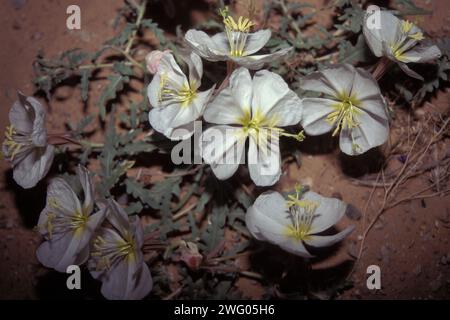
[31,0,448,300]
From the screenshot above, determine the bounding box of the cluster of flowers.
[2,8,440,299]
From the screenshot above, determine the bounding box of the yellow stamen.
[220,6,255,57]
[401,20,413,33]
[284,187,319,241]
[325,92,362,136]
[159,74,197,107]
[237,108,304,143]
[3,126,23,160]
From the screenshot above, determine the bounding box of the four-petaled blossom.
[2,92,55,189]
[88,199,152,300]
[201,67,303,186]
[245,187,354,257]
[300,64,389,155]
[185,7,292,70]
[147,51,215,140]
[36,165,106,272]
[363,10,441,80]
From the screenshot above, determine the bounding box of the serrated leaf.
[202,204,227,252]
[113,62,134,76]
[97,74,129,119]
[80,69,91,101]
[338,34,371,64]
[141,19,166,45]
[106,23,136,46]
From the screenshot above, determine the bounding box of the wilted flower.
[300,64,389,155]
[2,92,54,188]
[145,49,171,74]
[178,241,203,271]
[245,187,354,257]
[147,51,215,140]
[363,10,441,80]
[89,199,152,300]
[201,67,303,186]
[185,7,291,70]
[36,165,105,272]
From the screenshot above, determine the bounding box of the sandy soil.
[0,0,449,299]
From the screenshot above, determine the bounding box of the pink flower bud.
[179,241,203,271]
[145,50,170,74]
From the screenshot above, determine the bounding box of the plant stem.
[125,0,148,54]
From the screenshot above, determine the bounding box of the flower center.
[391,20,424,62]
[220,7,254,57]
[44,198,90,238]
[159,74,197,107]
[326,93,362,136]
[92,232,137,271]
[284,188,319,241]
[3,125,27,161]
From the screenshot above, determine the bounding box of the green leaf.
[394,0,432,16]
[97,74,129,119]
[80,69,92,102]
[106,23,136,46]
[201,204,227,252]
[141,19,166,45]
[113,62,134,76]
[338,34,371,64]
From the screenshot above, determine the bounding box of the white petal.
[46,176,82,215]
[29,97,48,147]
[301,64,355,97]
[231,47,292,70]
[252,70,302,126]
[9,99,33,133]
[100,258,152,300]
[402,44,441,63]
[184,30,228,61]
[245,192,290,240]
[106,199,130,237]
[304,225,355,248]
[204,68,252,125]
[247,132,281,186]
[243,29,271,56]
[36,230,86,272]
[149,108,195,140]
[339,108,389,155]
[245,192,313,257]
[351,68,382,101]
[13,145,55,189]
[397,62,424,80]
[158,52,186,85]
[300,98,336,135]
[181,51,203,87]
[363,11,400,57]
[303,191,347,234]
[154,101,194,129]
[191,85,215,117]
[147,73,161,108]
[201,125,246,180]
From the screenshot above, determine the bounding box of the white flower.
[201,67,303,186]
[2,93,54,188]
[245,188,354,258]
[363,10,441,80]
[147,51,215,140]
[300,64,389,155]
[88,199,152,300]
[36,165,106,272]
[185,8,292,70]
